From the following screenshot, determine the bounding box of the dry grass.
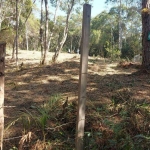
[4,50,150,149]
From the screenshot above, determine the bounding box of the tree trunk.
[42,0,48,65]
[16,0,19,67]
[47,0,60,51]
[70,36,73,53]
[0,0,3,31]
[142,0,150,70]
[25,24,29,51]
[40,0,44,59]
[0,42,5,150]
[52,0,75,62]
[118,0,122,51]
[12,37,16,59]
[52,30,68,62]
[0,1,1,31]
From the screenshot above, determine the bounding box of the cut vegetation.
[4,50,150,150]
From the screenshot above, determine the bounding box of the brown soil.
[4,50,150,149]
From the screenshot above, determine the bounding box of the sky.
[91,0,110,17]
[34,0,110,18]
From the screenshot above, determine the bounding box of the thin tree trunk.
[142,0,150,71]
[52,0,75,62]
[25,24,29,51]
[40,0,44,59]
[15,0,25,65]
[118,0,122,51]
[70,36,73,53]
[42,0,48,65]
[0,0,2,31]
[47,0,60,51]
[12,37,16,59]
[16,0,19,67]
[0,42,5,150]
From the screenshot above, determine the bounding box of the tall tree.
[47,0,61,51]
[41,0,49,64]
[118,0,122,51]
[142,0,150,70]
[40,0,44,59]
[105,0,123,51]
[16,0,19,66]
[52,0,75,62]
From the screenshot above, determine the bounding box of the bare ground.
[4,50,150,149]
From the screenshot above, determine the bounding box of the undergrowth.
[84,88,150,150]
[5,89,150,150]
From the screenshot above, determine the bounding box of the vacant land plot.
[4,50,150,149]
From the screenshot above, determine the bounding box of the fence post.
[75,4,91,150]
[0,42,6,150]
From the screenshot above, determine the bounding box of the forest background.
[1,0,150,150]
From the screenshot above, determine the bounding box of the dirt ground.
[3,50,150,149]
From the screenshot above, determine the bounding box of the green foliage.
[83,87,150,149]
[0,28,15,46]
[9,146,18,150]
[121,41,134,60]
[90,1,141,59]
[21,0,32,18]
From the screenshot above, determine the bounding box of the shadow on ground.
[4,57,150,149]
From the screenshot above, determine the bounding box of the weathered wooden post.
[75,4,91,150]
[0,42,5,150]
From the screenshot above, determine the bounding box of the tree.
[15,0,19,66]
[65,13,82,53]
[142,0,150,70]
[52,0,75,62]
[105,0,123,51]
[0,42,5,150]
[40,0,44,58]
[41,0,49,64]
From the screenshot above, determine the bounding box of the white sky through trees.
[92,0,110,17]
[34,0,110,18]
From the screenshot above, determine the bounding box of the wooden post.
[0,42,5,150]
[75,4,91,150]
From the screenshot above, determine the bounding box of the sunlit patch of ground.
[4,50,150,149]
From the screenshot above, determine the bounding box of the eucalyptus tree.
[13,0,33,61]
[51,0,93,62]
[15,0,19,66]
[105,0,137,50]
[142,0,150,70]
[48,0,61,51]
[0,0,14,31]
[105,0,123,51]
[65,13,82,53]
[41,0,49,64]
[91,11,119,58]
[40,0,44,57]
[122,5,141,58]
[0,1,15,47]
[52,0,75,62]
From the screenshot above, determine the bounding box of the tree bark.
[40,0,44,59]
[0,42,5,150]
[12,37,16,59]
[118,0,122,51]
[0,0,1,31]
[25,24,29,51]
[41,0,48,65]
[16,0,19,67]
[142,0,150,70]
[47,0,60,51]
[52,0,75,62]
